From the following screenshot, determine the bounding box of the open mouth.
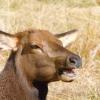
[58,67,76,82]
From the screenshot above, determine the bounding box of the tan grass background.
[0,0,100,100]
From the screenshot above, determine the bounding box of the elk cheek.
[37,66,56,80]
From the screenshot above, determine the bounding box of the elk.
[0,29,82,100]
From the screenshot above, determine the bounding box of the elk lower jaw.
[59,68,76,82]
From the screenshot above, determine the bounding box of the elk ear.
[0,31,18,51]
[55,29,79,47]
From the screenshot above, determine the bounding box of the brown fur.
[0,52,39,100]
[0,29,82,100]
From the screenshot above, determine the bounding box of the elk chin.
[58,69,76,82]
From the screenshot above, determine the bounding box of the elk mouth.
[58,66,76,82]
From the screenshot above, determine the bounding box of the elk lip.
[62,68,76,77]
[59,67,76,82]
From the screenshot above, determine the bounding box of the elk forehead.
[28,30,62,47]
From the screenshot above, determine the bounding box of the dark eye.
[30,44,40,49]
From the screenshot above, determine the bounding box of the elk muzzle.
[58,54,82,82]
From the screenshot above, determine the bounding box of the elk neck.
[4,51,37,97]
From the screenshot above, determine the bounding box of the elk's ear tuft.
[0,31,18,51]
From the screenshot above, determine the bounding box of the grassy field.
[0,0,100,100]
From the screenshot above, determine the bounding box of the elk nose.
[67,55,82,68]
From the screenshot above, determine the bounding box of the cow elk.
[0,29,82,100]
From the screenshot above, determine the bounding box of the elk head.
[0,29,82,82]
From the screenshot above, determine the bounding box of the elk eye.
[30,44,40,49]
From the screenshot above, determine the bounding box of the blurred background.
[0,0,100,100]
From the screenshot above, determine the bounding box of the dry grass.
[0,0,100,100]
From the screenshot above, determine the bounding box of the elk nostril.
[67,55,82,68]
[69,57,77,65]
